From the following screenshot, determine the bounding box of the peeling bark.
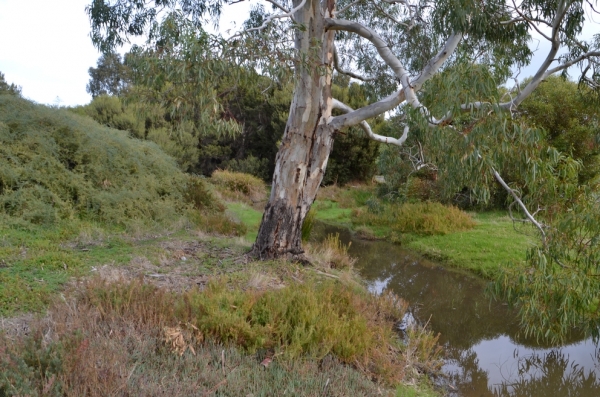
[251,0,335,260]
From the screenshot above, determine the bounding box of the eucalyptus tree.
[87,52,131,98]
[88,0,600,339]
[0,72,21,96]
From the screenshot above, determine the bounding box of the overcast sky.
[0,0,597,107]
[0,0,253,107]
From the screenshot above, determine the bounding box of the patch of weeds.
[76,277,411,384]
[355,225,378,240]
[190,211,248,237]
[301,208,316,242]
[403,325,444,374]
[396,379,439,397]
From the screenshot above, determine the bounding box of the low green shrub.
[211,170,266,203]
[78,278,408,383]
[184,175,225,212]
[0,94,190,226]
[353,201,475,236]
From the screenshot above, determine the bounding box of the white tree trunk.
[251,0,335,260]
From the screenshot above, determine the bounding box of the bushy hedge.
[0,95,189,225]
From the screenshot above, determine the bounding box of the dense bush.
[323,128,380,186]
[353,201,475,236]
[0,95,189,225]
[210,170,267,203]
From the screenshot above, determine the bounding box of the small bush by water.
[210,170,266,203]
[353,201,475,236]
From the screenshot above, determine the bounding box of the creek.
[314,223,600,397]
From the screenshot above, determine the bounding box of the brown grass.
[0,266,443,396]
[306,233,357,270]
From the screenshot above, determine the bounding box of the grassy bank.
[313,184,536,278]
[1,165,443,396]
[0,219,443,396]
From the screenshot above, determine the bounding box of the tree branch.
[333,45,375,81]
[329,90,405,129]
[265,0,289,13]
[411,33,462,91]
[335,0,362,16]
[325,18,411,85]
[500,1,572,109]
[492,168,546,241]
[332,98,409,146]
[544,51,600,76]
[246,0,307,33]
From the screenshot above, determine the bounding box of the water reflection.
[313,223,600,396]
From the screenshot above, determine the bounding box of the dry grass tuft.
[306,233,357,270]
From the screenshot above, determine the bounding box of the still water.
[315,224,600,397]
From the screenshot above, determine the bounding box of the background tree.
[0,72,21,96]
[518,75,600,184]
[86,52,130,97]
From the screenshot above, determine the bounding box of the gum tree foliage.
[87,52,131,97]
[88,0,600,340]
[519,75,600,184]
[0,72,21,96]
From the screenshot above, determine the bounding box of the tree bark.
[250,0,335,260]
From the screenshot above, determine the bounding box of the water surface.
[314,223,600,396]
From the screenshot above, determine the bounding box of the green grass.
[404,211,535,278]
[311,185,535,279]
[226,202,263,241]
[313,200,353,224]
[396,380,439,397]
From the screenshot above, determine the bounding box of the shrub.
[353,201,475,236]
[390,202,475,235]
[403,177,440,202]
[184,175,224,212]
[210,170,266,203]
[0,95,190,226]
[0,275,420,394]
